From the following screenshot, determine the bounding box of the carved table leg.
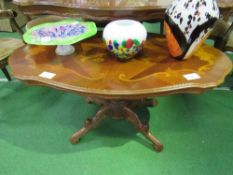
[70,98,163,152]
[70,105,110,144]
[124,106,163,151]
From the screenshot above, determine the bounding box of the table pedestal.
[70,98,163,151]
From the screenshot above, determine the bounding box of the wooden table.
[9,34,232,151]
[13,0,233,22]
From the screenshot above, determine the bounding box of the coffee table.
[9,34,232,151]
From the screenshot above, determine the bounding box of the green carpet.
[1,25,233,175]
[0,82,233,175]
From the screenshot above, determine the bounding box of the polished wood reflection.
[9,34,232,99]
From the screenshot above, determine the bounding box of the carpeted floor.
[0,24,233,175]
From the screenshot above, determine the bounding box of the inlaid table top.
[9,34,232,99]
[12,0,233,22]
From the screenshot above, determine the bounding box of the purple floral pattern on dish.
[31,23,86,41]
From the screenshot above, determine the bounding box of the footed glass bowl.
[23,19,97,56]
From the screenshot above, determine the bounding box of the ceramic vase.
[164,0,219,60]
[103,19,147,61]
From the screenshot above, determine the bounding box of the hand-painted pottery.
[165,0,219,60]
[103,19,147,61]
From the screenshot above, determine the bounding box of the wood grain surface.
[9,34,232,99]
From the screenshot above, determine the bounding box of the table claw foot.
[153,143,163,152]
[146,132,163,152]
[70,127,86,144]
[70,136,80,144]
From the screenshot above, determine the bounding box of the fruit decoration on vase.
[103,19,147,61]
[23,19,97,56]
[164,0,219,60]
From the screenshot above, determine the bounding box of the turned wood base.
[70,98,163,152]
